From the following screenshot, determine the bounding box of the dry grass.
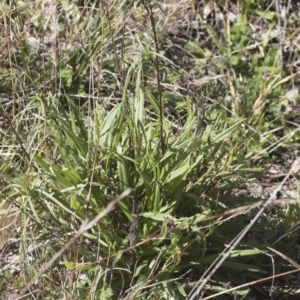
[1,1,300,299]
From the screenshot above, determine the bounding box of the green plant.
[1,1,300,299]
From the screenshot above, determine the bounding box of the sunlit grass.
[1,0,300,299]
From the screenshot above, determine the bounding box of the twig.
[17,188,132,298]
[141,0,165,154]
[187,158,300,300]
[201,267,300,300]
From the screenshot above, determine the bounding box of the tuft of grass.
[1,0,300,299]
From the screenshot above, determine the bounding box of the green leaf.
[117,200,132,221]
[176,282,187,297]
[64,257,74,269]
[142,212,170,222]
[212,119,245,144]
[202,249,261,263]
[164,165,190,185]
[184,41,202,56]
[133,263,147,278]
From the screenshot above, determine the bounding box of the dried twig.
[187,158,300,300]
[16,188,132,299]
